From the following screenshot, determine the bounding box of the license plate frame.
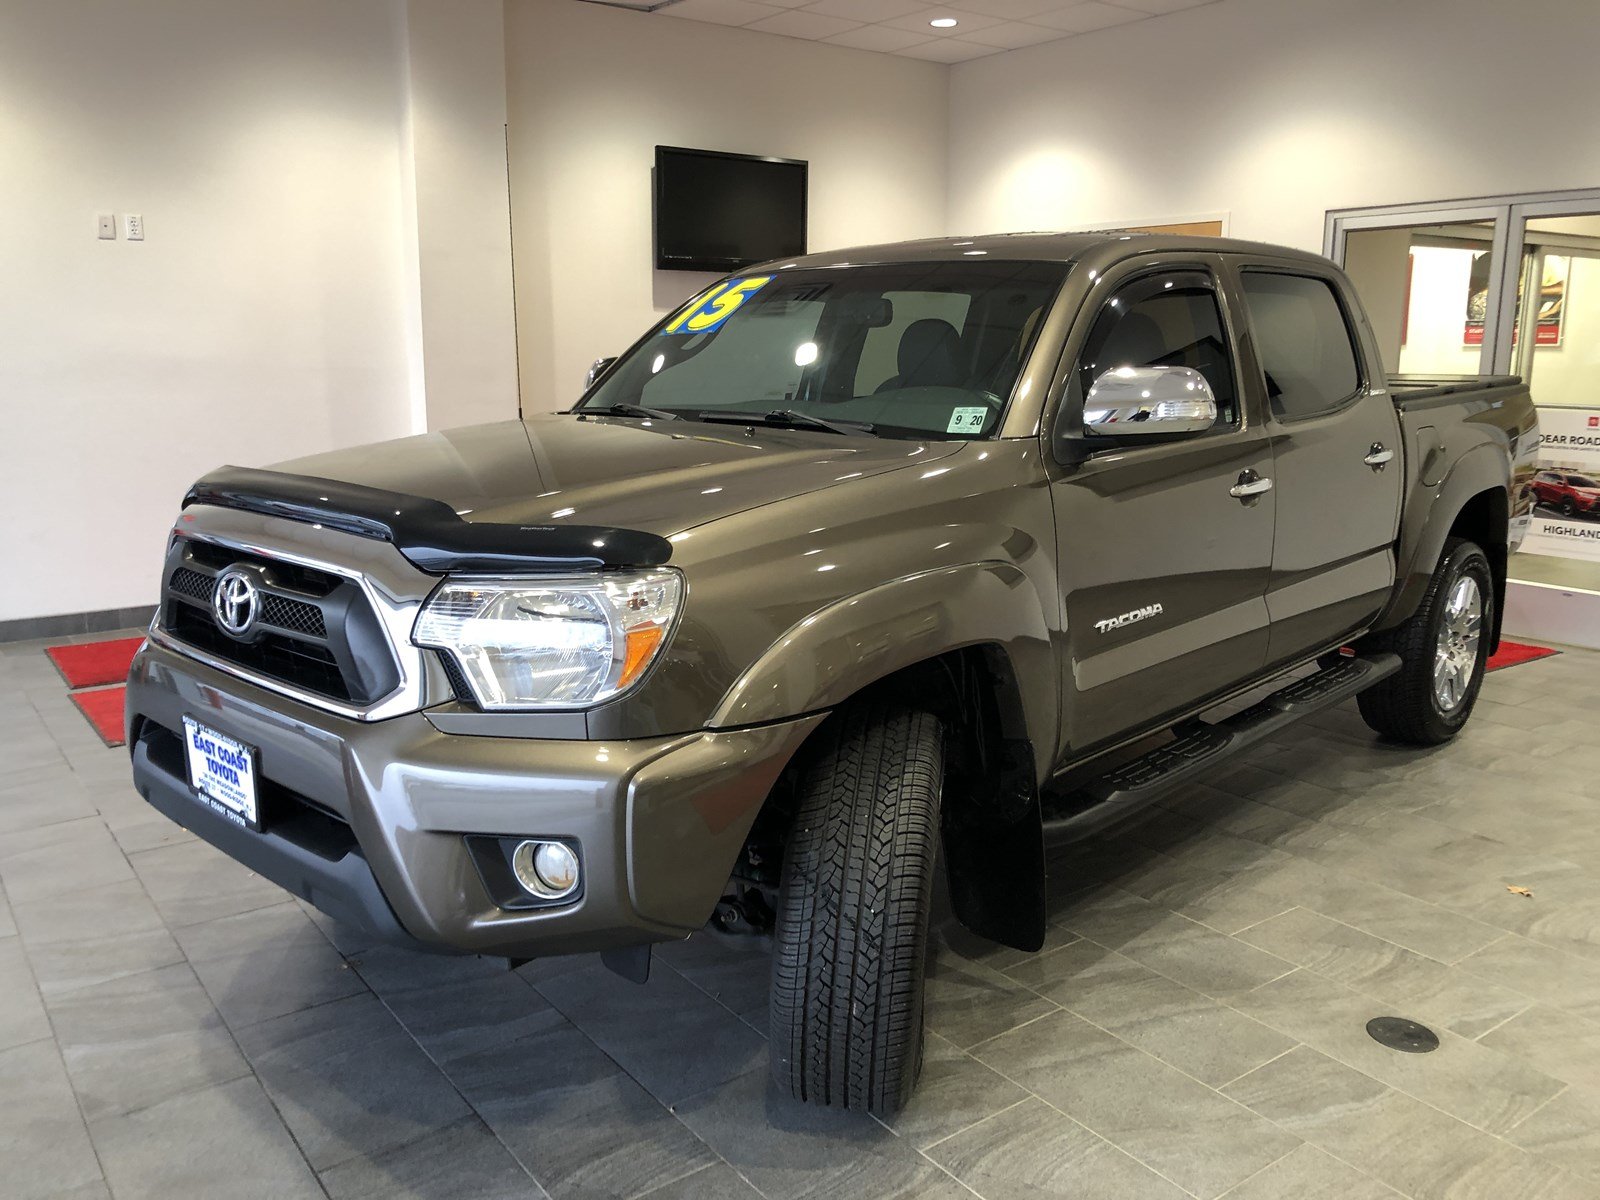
[181,716,261,831]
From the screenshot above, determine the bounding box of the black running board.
[1041,652,1400,845]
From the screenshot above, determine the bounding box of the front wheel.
[1562,498,1578,518]
[769,703,943,1114]
[1357,538,1493,745]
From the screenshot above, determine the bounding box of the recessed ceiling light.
[930,17,958,28]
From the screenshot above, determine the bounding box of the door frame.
[1325,186,1600,377]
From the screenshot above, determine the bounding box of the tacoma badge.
[1095,603,1164,634]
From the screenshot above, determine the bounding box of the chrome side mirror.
[586,356,618,388]
[1083,365,1217,437]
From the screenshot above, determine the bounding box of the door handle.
[1365,442,1395,469]
[1230,470,1273,500]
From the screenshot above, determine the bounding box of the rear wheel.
[1357,538,1493,745]
[769,702,942,1114]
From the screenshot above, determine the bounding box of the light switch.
[97,214,116,240]
[125,214,144,241]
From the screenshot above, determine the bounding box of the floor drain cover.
[1366,1016,1440,1053]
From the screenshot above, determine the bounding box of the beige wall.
[503,0,950,408]
[947,0,1600,253]
[0,0,517,623]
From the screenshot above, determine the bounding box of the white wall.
[504,0,950,407]
[947,0,1600,253]
[0,0,517,623]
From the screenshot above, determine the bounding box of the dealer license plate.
[182,716,260,830]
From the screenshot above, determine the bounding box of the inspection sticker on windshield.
[182,716,260,831]
[947,407,988,434]
[662,276,773,336]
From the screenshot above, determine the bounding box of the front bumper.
[128,641,824,958]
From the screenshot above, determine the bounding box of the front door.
[1049,257,1276,755]
[1224,259,1404,665]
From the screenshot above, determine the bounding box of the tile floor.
[4,630,1600,1199]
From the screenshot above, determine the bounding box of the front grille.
[260,594,327,638]
[171,567,212,602]
[166,601,351,700]
[159,538,400,707]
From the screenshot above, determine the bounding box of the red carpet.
[70,685,128,747]
[1487,640,1559,672]
[45,636,144,688]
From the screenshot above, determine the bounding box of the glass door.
[1508,209,1600,571]
[1329,189,1600,585]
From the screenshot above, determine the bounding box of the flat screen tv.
[654,145,808,272]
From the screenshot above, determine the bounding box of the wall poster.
[1465,252,1568,347]
[1520,407,1600,562]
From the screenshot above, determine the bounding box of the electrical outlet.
[97,214,116,240]
[125,213,144,241]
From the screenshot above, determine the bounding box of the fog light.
[511,840,580,901]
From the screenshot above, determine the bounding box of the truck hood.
[272,413,965,539]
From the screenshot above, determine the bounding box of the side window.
[854,291,973,396]
[1079,271,1239,427]
[1239,271,1363,420]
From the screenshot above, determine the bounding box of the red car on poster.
[1530,470,1600,518]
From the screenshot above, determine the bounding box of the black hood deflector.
[184,466,673,575]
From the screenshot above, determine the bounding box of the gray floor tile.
[1237,906,1532,1038]
[1479,1005,1600,1091]
[925,1095,1191,1198]
[0,1038,107,1200]
[1053,887,1296,997]
[1005,938,1297,1086]
[1459,934,1600,1019]
[1219,1142,1401,1199]
[0,934,52,1051]
[673,1068,972,1200]
[0,816,134,902]
[129,837,288,928]
[446,1016,717,1199]
[173,901,369,1028]
[346,941,511,997]
[89,1073,325,1200]
[26,923,186,998]
[1227,968,1563,1135]
[380,969,565,1067]
[10,876,166,946]
[1507,1086,1600,1187]
[923,944,1060,1050]
[1224,1045,1592,1200]
[47,960,250,1120]
[534,960,767,1107]
[234,992,473,1171]
[655,931,771,1025]
[881,1029,1029,1150]
[972,1009,1301,1198]
[635,1162,761,1199]
[319,1116,549,1199]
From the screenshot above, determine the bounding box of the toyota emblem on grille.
[212,568,260,637]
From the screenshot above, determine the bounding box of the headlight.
[413,570,682,710]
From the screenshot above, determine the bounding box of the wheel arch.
[1377,444,1510,652]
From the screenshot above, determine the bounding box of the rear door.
[1223,257,1404,666]
[1047,254,1276,754]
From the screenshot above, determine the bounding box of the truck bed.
[1388,374,1523,409]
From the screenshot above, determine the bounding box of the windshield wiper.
[590,402,684,421]
[696,408,877,436]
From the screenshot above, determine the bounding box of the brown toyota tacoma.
[128,233,1537,1113]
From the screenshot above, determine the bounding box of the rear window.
[1239,272,1362,420]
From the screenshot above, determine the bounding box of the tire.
[1562,498,1577,518]
[769,702,943,1114]
[1357,538,1494,745]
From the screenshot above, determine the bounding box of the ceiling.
[589,0,1226,63]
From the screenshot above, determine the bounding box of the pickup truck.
[127,232,1538,1115]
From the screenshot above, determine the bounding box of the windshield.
[580,261,1068,439]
